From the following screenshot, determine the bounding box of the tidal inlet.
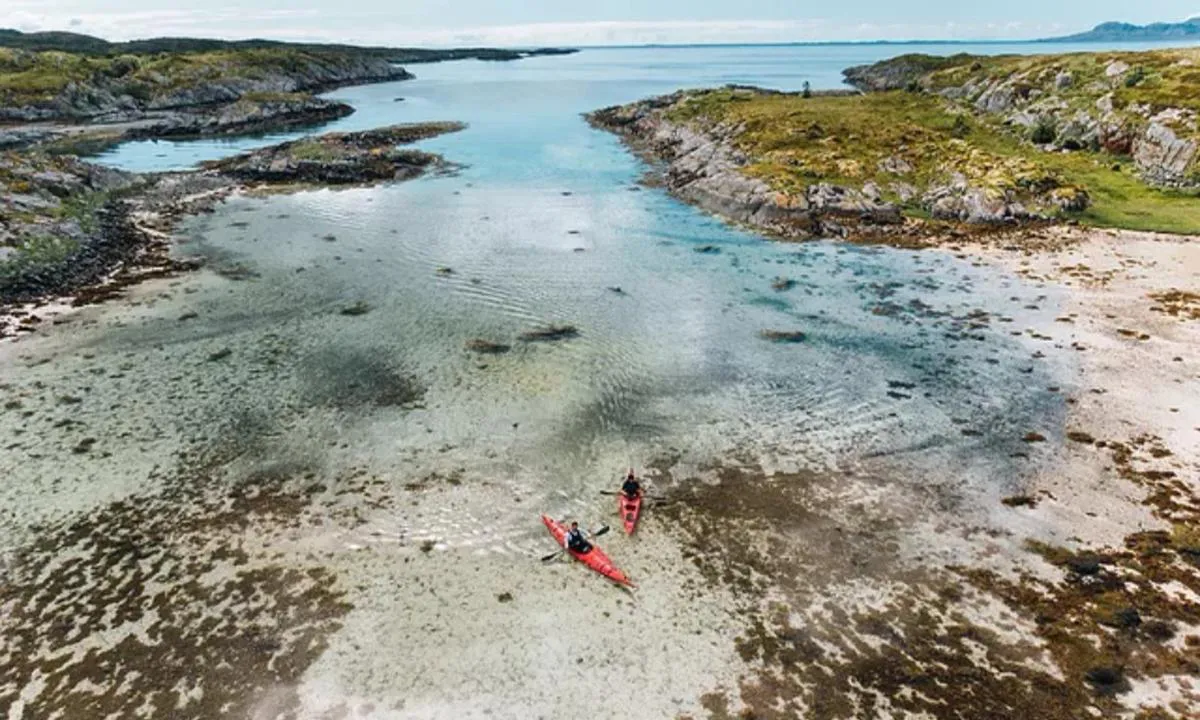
[1,9,1199,720]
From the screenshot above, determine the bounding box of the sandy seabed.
[1,225,1197,720]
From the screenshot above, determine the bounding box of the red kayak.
[618,491,642,535]
[541,515,633,588]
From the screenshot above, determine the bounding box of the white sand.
[968,229,1198,546]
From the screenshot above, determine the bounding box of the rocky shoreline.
[0,122,464,337]
[588,47,1200,247]
[123,94,356,140]
[0,48,414,124]
[203,122,464,184]
[587,91,1068,246]
[0,54,411,153]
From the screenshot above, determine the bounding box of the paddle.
[602,489,666,502]
[541,525,610,562]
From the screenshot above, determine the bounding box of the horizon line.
[6,26,1200,53]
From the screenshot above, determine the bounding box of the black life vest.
[566,528,587,549]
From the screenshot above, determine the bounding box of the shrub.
[1030,116,1057,144]
[104,54,141,78]
[951,115,971,138]
[123,81,154,102]
[1125,66,1146,87]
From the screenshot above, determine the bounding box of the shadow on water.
[300,348,424,410]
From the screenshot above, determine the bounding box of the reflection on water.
[91,40,1196,172]
[1,171,1068,545]
[3,41,1090,547]
[0,42,1102,717]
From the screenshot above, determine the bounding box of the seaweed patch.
[0,416,398,718]
[660,452,1200,720]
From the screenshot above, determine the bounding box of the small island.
[0,122,464,325]
[0,30,575,330]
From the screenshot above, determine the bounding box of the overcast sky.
[5,0,1199,46]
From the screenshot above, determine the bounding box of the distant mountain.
[1042,17,1200,42]
[0,28,576,63]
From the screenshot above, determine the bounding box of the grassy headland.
[0,46,411,122]
[591,47,1200,240]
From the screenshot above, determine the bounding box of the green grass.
[668,89,1064,195]
[924,47,1200,142]
[664,87,1200,234]
[51,190,110,233]
[0,49,97,99]
[1075,172,1200,233]
[0,46,370,108]
[285,139,345,162]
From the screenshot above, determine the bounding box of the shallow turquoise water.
[12,42,1101,530]
[98,48,1081,477]
[0,42,1179,717]
[93,41,1196,173]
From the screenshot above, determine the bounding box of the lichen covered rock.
[1133,122,1198,185]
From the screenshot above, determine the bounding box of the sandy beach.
[620,228,1200,719]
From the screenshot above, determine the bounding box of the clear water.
[93,41,1199,172]
[6,43,1100,551]
[1,42,1104,717]
[39,42,1096,514]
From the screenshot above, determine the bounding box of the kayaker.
[564,521,593,554]
[621,470,641,500]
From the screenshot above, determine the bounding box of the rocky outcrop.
[842,53,975,92]
[1133,122,1198,185]
[974,83,1017,114]
[923,181,1088,223]
[842,51,1200,187]
[0,96,359,154]
[127,96,355,139]
[203,122,465,185]
[0,127,62,150]
[0,49,413,123]
[1,153,144,305]
[588,92,1071,242]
